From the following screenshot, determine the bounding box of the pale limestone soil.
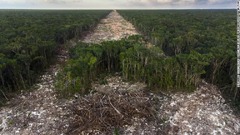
[82,10,139,43]
[161,81,240,135]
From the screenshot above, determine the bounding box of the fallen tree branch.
[108,96,122,116]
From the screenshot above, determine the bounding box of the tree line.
[0,10,110,101]
[118,10,238,102]
[56,36,209,96]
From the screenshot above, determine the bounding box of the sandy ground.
[0,10,239,135]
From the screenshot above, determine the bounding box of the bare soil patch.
[161,81,240,134]
[82,10,139,43]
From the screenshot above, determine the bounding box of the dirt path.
[82,10,139,43]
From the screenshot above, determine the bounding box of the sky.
[0,0,236,9]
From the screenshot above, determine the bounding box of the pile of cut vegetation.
[66,76,167,134]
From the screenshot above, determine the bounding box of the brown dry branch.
[67,90,158,134]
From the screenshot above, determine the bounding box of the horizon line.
[0,8,236,10]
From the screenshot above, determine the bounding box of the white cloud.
[43,0,82,4]
[129,0,197,4]
[129,0,172,4]
[208,0,218,3]
[178,0,196,3]
[208,0,227,4]
[0,0,82,4]
[0,0,26,4]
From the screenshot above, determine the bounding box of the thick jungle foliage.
[0,10,110,101]
[56,36,210,96]
[119,10,238,101]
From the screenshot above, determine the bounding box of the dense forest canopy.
[118,10,238,101]
[56,36,212,97]
[0,10,110,100]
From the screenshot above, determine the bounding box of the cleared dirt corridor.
[83,10,139,43]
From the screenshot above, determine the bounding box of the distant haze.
[0,0,236,9]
